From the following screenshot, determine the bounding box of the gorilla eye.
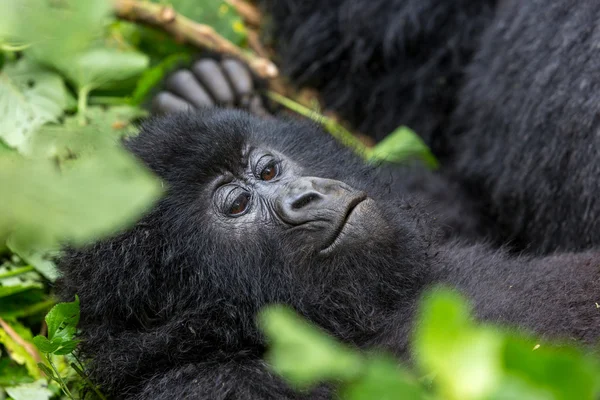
[260,162,278,181]
[229,192,251,216]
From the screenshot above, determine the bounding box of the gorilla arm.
[441,244,600,344]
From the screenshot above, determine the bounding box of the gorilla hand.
[152,58,268,116]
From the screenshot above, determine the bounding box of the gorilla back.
[59,110,600,399]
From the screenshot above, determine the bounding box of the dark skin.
[153,58,267,116]
[57,62,600,399]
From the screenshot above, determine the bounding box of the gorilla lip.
[320,193,367,254]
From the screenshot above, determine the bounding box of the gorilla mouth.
[320,194,368,254]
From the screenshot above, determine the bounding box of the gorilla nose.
[276,177,364,225]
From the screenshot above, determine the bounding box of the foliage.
[0,0,243,397]
[261,289,600,400]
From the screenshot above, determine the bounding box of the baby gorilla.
[58,63,600,399]
[59,109,600,399]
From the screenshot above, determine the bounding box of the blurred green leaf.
[0,0,111,67]
[414,289,600,400]
[0,358,33,386]
[36,363,57,382]
[0,292,53,320]
[151,0,246,45]
[495,337,600,400]
[0,128,162,249]
[369,126,439,169]
[59,48,149,93]
[0,263,43,299]
[342,356,424,400]
[414,289,503,400]
[5,379,53,400]
[0,319,41,379]
[0,60,69,151]
[260,305,363,388]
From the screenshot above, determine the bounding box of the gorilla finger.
[192,59,235,105]
[152,92,194,114]
[166,70,214,108]
[221,59,254,99]
[248,95,269,117]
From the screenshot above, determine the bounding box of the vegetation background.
[0,1,598,399]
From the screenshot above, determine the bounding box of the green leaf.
[0,128,162,248]
[33,298,81,356]
[0,263,43,300]
[83,105,147,137]
[150,0,247,45]
[44,297,79,342]
[0,293,54,320]
[0,0,111,67]
[32,336,60,354]
[36,363,57,383]
[342,355,424,400]
[59,48,149,92]
[6,238,59,281]
[369,126,439,169]
[0,358,33,386]
[0,319,42,379]
[496,337,600,400]
[414,289,503,400]
[0,60,68,151]
[5,379,53,400]
[260,306,363,388]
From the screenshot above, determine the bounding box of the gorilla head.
[59,109,432,393]
[58,109,600,399]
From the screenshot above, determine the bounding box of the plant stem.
[0,265,34,279]
[47,355,75,400]
[70,361,107,400]
[265,91,370,158]
[77,86,91,126]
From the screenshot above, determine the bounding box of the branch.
[0,317,43,365]
[113,0,278,79]
[225,0,261,27]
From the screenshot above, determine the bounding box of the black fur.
[449,0,600,253]
[260,0,496,150]
[260,0,600,254]
[59,111,600,399]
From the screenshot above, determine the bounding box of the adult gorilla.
[59,105,600,398]
[258,0,600,254]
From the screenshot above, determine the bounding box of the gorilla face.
[121,109,426,337]
[58,109,431,394]
[208,144,373,255]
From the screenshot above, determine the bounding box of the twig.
[0,317,43,364]
[113,0,278,79]
[225,0,261,27]
[247,29,270,59]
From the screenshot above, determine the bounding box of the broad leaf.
[0,0,111,67]
[369,126,439,169]
[59,48,149,92]
[260,306,363,387]
[150,0,246,45]
[0,128,162,248]
[5,379,53,400]
[0,60,68,150]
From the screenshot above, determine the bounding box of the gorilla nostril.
[291,193,320,210]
